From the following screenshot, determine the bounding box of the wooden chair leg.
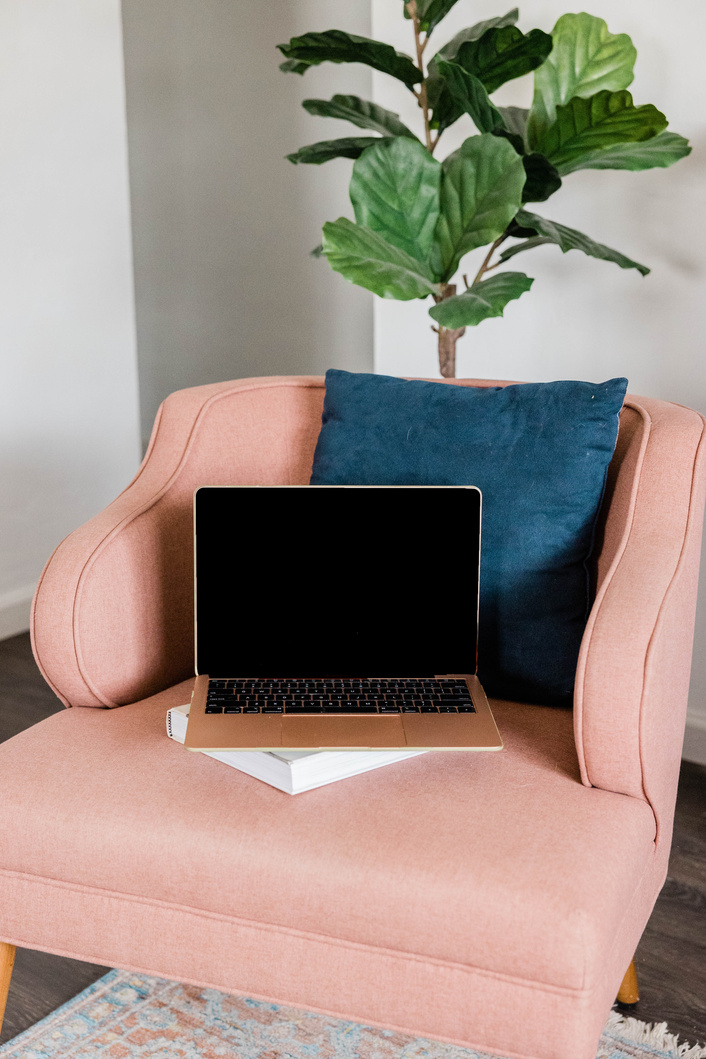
[616,958,640,1006]
[0,942,16,1035]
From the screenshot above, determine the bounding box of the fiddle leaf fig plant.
[279,6,691,377]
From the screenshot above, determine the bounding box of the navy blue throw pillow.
[310,369,628,706]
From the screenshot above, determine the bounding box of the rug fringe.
[606,1011,706,1058]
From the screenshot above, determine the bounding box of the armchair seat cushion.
[0,684,656,999]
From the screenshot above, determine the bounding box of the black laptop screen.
[195,486,480,678]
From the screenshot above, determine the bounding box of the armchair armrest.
[574,396,706,862]
[31,377,325,708]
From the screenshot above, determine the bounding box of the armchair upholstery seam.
[0,865,598,999]
[40,380,324,707]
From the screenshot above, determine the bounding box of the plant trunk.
[434,284,465,379]
[438,325,465,378]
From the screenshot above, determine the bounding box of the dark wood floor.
[1,632,705,1048]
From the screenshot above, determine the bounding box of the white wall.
[121,0,375,444]
[370,0,706,760]
[0,2,141,639]
[4,0,703,761]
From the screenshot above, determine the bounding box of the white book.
[166,704,426,795]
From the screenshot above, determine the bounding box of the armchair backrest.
[32,376,706,861]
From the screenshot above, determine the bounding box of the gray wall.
[121,0,375,443]
[0,1,140,638]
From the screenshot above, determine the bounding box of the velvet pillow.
[310,369,628,705]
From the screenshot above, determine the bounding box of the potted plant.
[279,4,690,377]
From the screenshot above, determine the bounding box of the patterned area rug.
[1,969,704,1059]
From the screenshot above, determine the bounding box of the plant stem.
[406,0,433,152]
[433,283,465,378]
[472,235,508,285]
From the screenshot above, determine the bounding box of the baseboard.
[0,583,35,641]
[682,709,706,767]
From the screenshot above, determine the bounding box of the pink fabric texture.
[8,375,704,1059]
[574,397,706,875]
[31,378,326,709]
[0,683,655,1059]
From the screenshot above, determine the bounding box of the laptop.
[184,485,502,752]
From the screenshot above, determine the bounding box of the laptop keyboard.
[204,678,476,714]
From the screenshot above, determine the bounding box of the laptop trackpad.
[281,716,406,748]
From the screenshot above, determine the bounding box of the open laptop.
[185,485,502,752]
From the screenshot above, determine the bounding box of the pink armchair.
[1,376,704,1059]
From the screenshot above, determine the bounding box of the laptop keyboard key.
[206,679,479,720]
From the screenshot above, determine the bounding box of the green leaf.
[277,31,422,89]
[557,130,692,174]
[432,134,526,282]
[425,0,463,34]
[410,0,464,35]
[349,138,442,266]
[521,154,562,202]
[279,59,311,75]
[455,26,554,95]
[434,60,504,133]
[529,14,637,145]
[429,272,534,327]
[498,235,554,255]
[500,209,650,275]
[535,91,667,173]
[497,106,529,149]
[402,0,463,34]
[429,25,550,134]
[493,128,525,155]
[302,95,418,140]
[486,106,562,203]
[286,137,383,165]
[432,10,520,64]
[426,73,463,134]
[506,216,540,239]
[322,218,441,300]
